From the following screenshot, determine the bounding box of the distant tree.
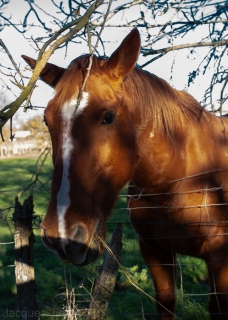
[0,0,227,136]
[19,114,51,150]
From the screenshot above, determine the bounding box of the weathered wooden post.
[87,222,122,320]
[13,195,39,320]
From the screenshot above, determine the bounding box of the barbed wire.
[1,152,228,318]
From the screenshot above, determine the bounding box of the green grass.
[0,154,52,217]
[0,155,210,319]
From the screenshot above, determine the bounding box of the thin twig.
[9,117,15,141]
[0,127,5,142]
[17,149,51,199]
[0,39,24,79]
[0,0,104,129]
[71,0,113,119]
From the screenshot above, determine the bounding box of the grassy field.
[0,155,210,319]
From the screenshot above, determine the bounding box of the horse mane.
[123,68,206,138]
[54,54,207,139]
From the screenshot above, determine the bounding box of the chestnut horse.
[23,28,228,319]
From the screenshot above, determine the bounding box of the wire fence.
[1,152,228,319]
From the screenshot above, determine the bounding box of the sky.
[0,0,225,124]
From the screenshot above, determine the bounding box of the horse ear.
[105,28,141,79]
[21,55,65,88]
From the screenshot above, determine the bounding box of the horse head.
[22,28,140,266]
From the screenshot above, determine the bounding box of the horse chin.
[56,237,102,267]
[67,240,101,266]
[73,245,101,266]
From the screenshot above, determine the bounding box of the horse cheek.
[113,128,137,188]
[95,135,133,191]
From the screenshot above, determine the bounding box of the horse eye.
[101,112,115,125]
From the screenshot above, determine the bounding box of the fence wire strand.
[1,155,228,318]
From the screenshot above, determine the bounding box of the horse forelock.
[53,55,110,108]
[53,57,86,108]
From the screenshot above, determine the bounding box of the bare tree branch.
[0,0,227,116]
[0,0,104,130]
[141,39,228,67]
[0,39,23,79]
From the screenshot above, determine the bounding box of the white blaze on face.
[57,92,89,239]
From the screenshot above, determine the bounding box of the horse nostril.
[72,225,87,244]
[40,225,56,251]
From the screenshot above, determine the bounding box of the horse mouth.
[65,237,101,266]
[40,221,103,266]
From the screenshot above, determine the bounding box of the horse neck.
[124,70,197,190]
[133,118,187,191]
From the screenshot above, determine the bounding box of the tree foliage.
[19,114,51,150]
[0,0,227,138]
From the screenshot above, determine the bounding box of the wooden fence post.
[13,195,39,320]
[87,222,122,320]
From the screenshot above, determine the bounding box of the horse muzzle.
[40,222,102,266]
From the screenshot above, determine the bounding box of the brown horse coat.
[23,28,228,319]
